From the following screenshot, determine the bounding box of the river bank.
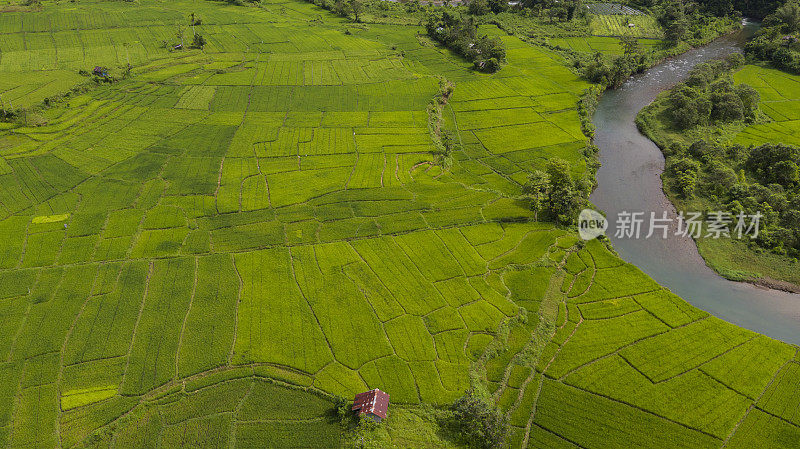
[589,22,800,345]
[635,60,800,291]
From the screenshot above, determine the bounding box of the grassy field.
[588,14,664,39]
[733,64,800,147]
[0,0,798,448]
[550,36,665,55]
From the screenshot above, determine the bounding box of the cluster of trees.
[633,0,781,19]
[746,1,800,74]
[665,140,800,256]
[579,36,649,88]
[299,0,364,22]
[450,390,508,449]
[467,0,508,16]
[425,11,506,72]
[519,0,588,22]
[524,158,590,225]
[665,54,760,129]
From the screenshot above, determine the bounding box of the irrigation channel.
[589,21,800,345]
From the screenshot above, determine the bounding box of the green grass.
[588,14,664,39]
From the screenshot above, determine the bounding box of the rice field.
[0,0,796,448]
[733,64,800,147]
[549,36,665,55]
[588,14,664,39]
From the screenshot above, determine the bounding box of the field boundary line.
[228,254,244,366]
[287,246,337,360]
[55,264,109,448]
[564,380,724,441]
[119,260,153,392]
[515,260,569,448]
[228,380,255,449]
[721,349,800,447]
[175,256,199,380]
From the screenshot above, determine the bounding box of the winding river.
[589,22,800,345]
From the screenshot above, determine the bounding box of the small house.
[352,389,389,422]
[93,66,108,77]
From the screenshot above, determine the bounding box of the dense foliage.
[634,0,781,18]
[523,158,589,225]
[519,0,588,22]
[578,36,650,87]
[627,0,743,42]
[451,390,508,449]
[640,56,799,257]
[664,140,800,256]
[425,11,507,72]
[745,1,800,73]
[664,54,759,129]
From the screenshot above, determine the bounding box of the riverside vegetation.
[638,17,800,288]
[0,0,799,448]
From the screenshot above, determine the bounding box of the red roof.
[352,389,390,419]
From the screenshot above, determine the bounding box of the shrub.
[451,390,507,449]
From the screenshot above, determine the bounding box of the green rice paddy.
[0,0,797,447]
[733,64,800,147]
[588,14,664,39]
[550,36,664,55]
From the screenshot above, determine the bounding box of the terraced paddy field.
[733,64,800,147]
[0,0,798,447]
[588,14,664,39]
[549,35,664,55]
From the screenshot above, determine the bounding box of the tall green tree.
[523,170,550,219]
[546,158,582,224]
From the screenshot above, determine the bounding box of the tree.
[668,85,711,129]
[686,63,716,89]
[451,390,507,449]
[704,160,738,195]
[669,157,700,198]
[523,170,550,219]
[658,3,689,42]
[192,33,206,49]
[774,160,800,185]
[746,143,800,185]
[770,0,800,33]
[711,91,745,121]
[676,171,698,198]
[350,0,364,22]
[546,158,582,224]
[701,0,734,16]
[487,0,508,13]
[735,83,761,115]
[175,22,185,48]
[334,0,348,17]
[468,0,490,15]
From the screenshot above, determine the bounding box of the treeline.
[633,0,781,19]
[518,0,588,22]
[663,54,760,129]
[745,1,800,73]
[425,11,506,72]
[664,141,800,256]
[638,56,800,256]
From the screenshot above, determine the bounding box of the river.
[589,22,800,345]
